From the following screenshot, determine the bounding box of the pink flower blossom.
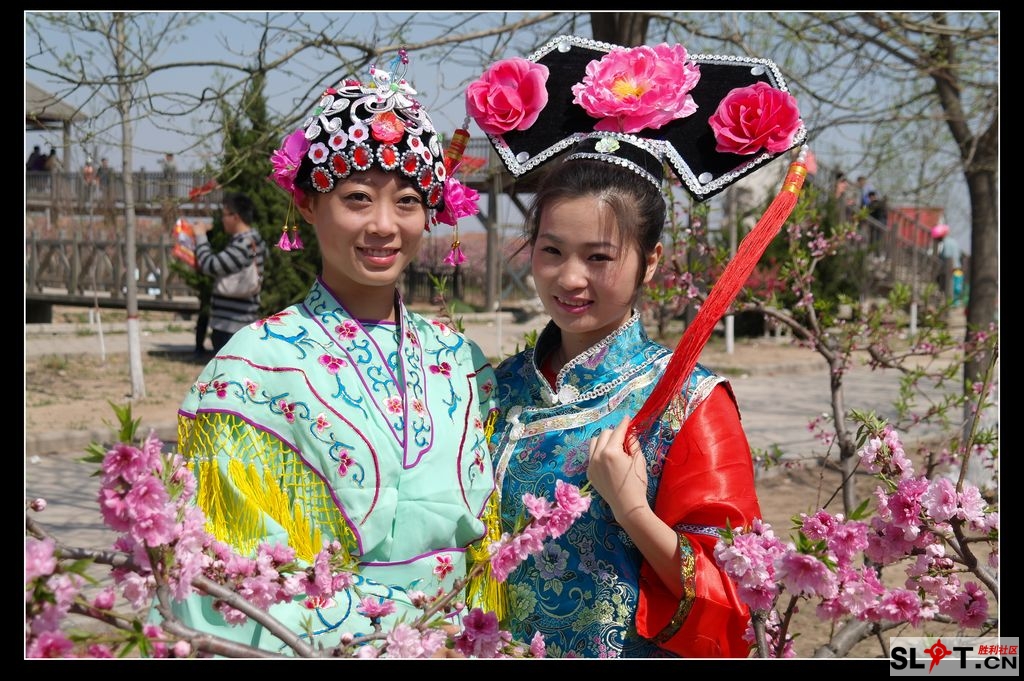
[957,485,988,527]
[335,320,359,339]
[553,478,591,517]
[319,353,347,374]
[435,176,480,226]
[433,553,454,580]
[529,631,546,657]
[429,362,452,378]
[466,57,550,135]
[941,581,989,627]
[921,477,959,522]
[25,537,57,583]
[778,552,839,600]
[385,623,434,658]
[488,533,522,583]
[708,81,801,155]
[102,441,156,486]
[26,630,75,658]
[872,588,923,626]
[91,587,116,612]
[571,43,701,134]
[212,380,228,398]
[253,311,290,328]
[357,595,397,619]
[454,608,509,658]
[268,128,310,200]
[337,451,354,477]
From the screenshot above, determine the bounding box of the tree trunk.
[114,13,146,399]
[590,12,650,46]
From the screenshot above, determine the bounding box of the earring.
[277,203,301,251]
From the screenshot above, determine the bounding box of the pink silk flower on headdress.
[269,128,311,200]
[708,82,801,156]
[465,57,550,136]
[435,174,480,227]
[571,43,701,134]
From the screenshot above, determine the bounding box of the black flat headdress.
[482,34,806,200]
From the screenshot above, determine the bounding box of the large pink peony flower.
[268,128,311,200]
[571,43,701,134]
[708,81,801,156]
[466,57,550,135]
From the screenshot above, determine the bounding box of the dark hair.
[222,191,256,224]
[522,157,666,294]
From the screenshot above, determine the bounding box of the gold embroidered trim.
[651,534,697,644]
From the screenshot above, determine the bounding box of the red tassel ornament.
[627,148,810,448]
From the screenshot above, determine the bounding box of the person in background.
[191,191,267,353]
[467,35,805,657]
[27,145,43,172]
[80,156,97,207]
[931,223,962,303]
[856,174,877,208]
[166,52,498,655]
[45,147,63,206]
[831,171,856,223]
[97,157,116,225]
[865,189,888,248]
[160,152,177,197]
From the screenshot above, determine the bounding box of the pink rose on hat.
[709,81,801,156]
[465,57,550,135]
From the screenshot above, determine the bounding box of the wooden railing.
[24,138,497,218]
[25,232,200,322]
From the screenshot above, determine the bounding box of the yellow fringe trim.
[181,412,356,564]
[463,491,508,623]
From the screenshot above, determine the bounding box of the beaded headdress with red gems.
[269,50,479,257]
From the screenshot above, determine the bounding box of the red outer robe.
[635,384,761,657]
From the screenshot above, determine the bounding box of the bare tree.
[764,12,997,387]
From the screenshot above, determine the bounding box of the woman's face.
[298,169,427,314]
[531,195,660,352]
